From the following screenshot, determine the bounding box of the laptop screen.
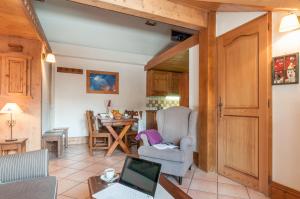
[119,157,162,197]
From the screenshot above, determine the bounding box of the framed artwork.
[86,70,119,94]
[272,53,299,85]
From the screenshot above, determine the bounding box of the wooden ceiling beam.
[144,34,198,71]
[192,0,300,11]
[69,0,207,30]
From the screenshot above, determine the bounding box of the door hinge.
[268,99,271,108]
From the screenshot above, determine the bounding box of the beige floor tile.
[188,190,217,199]
[83,163,108,174]
[193,169,218,182]
[63,183,90,199]
[167,176,192,189]
[57,195,74,199]
[65,154,91,161]
[57,179,80,194]
[218,183,249,199]
[49,165,63,173]
[247,188,270,199]
[50,168,79,179]
[67,161,94,170]
[65,170,95,182]
[184,169,195,179]
[189,179,218,193]
[51,159,78,167]
[218,175,243,186]
[218,195,245,199]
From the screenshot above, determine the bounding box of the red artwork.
[272,53,299,85]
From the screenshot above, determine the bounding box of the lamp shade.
[0,103,23,114]
[279,13,300,32]
[46,53,56,63]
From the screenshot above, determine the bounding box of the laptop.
[93,156,162,199]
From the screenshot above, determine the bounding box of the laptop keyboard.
[93,183,153,199]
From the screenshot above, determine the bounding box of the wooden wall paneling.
[198,12,217,172]
[57,67,83,74]
[69,0,207,30]
[145,35,198,71]
[0,35,43,151]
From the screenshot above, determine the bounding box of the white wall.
[272,12,300,191]
[216,11,300,191]
[41,61,52,132]
[52,42,149,137]
[189,45,199,110]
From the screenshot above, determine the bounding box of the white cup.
[104,168,115,180]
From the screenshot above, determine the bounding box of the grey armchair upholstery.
[138,107,198,184]
[0,149,49,183]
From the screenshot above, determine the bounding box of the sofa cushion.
[138,146,185,163]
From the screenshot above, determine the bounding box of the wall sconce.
[45,53,56,63]
[279,13,300,32]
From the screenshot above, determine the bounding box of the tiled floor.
[50,144,269,199]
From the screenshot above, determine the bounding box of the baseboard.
[193,152,199,167]
[68,136,88,145]
[272,182,300,199]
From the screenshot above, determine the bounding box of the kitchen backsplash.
[146,96,180,110]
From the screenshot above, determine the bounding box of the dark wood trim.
[272,182,300,199]
[57,67,83,74]
[144,34,199,71]
[198,11,217,172]
[21,0,52,52]
[193,152,199,167]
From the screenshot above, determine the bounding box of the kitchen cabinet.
[0,53,32,97]
[146,70,180,96]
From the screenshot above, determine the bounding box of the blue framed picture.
[86,70,119,94]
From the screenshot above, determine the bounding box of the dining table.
[99,117,138,156]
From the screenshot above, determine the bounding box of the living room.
[0,0,300,199]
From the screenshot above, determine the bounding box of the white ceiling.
[33,0,195,56]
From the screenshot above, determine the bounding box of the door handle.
[218,97,223,118]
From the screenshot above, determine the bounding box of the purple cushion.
[135,129,162,145]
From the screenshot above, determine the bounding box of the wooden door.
[217,14,271,194]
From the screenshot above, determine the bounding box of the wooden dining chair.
[124,110,140,149]
[86,110,112,155]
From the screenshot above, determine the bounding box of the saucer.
[100,174,119,183]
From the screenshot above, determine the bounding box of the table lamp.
[0,103,23,142]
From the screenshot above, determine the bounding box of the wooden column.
[198,12,217,172]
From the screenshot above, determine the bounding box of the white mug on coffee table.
[104,168,115,180]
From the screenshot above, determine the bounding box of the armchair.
[138,107,198,184]
[0,149,49,183]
